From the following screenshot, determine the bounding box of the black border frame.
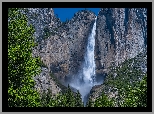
[3,2,152,112]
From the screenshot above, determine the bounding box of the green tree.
[8,8,41,107]
[75,90,84,107]
[86,98,94,107]
[122,74,147,107]
[40,85,84,107]
[39,89,55,107]
[101,54,146,107]
[93,92,114,107]
[64,84,76,107]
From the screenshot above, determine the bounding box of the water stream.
[70,17,97,106]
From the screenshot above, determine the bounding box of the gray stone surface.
[22,8,147,101]
[95,8,147,81]
[24,8,96,95]
[33,67,61,95]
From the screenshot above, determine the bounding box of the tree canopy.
[8,8,41,107]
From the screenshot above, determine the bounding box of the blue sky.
[53,8,101,22]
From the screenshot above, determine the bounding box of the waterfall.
[70,17,97,106]
[83,17,97,85]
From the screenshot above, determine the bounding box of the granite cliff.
[22,8,147,102]
[90,8,147,103]
[95,8,147,75]
[22,8,96,95]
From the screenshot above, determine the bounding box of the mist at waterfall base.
[69,17,103,106]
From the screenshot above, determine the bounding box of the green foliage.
[86,92,115,107]
[39,89,55,107]
[87,54,147,107]
[93,92,115,107]
[38,84,84,107]
[75,90,84,107]
[60,85,84,107]
[86,98,94,107]
[8,8,41,107]
[8,8,84,107]
[64,84,76,107]
[121,74,147,107]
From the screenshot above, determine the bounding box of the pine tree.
[65,84,75,107]
[86,98,93,107]
[122,74,147,107]
[75,90,84,107]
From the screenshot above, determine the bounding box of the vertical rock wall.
[24,8,96,87]
[95,8,147,81]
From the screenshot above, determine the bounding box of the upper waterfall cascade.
[83,17,97,85]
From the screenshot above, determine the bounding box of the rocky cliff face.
[23,8,96,94]
[33,67,62,95]
[90,8,147,103]
[22,8,62,42]
[22,8,63,95]
[64,11,96,82]
[95,8,147,82]
[22,8,147,101]
[38,10,96,85]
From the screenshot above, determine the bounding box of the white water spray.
[70,17,97,106]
